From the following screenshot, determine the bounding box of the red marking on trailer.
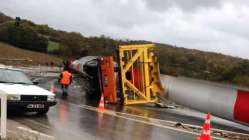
[233,89,249,123]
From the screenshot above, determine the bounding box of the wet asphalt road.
[10,101,197,140]
[7,75,249,140]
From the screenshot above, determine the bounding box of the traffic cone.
[196,112,211,140]
[97,94,105,112]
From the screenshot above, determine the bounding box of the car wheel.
[37,108,49,115]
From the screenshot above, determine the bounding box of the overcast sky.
[0,0,249,59]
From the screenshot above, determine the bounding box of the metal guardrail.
[0,90,7,139]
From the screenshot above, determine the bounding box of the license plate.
[27,104,44,109]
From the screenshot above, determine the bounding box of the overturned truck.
[71,44,249,126]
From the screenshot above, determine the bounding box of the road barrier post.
[0,90,7,139]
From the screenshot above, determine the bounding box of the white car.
[0,67,56,115]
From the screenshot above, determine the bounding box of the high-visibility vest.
[60,71,72,85]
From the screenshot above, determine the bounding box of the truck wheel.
[37,108,49,115]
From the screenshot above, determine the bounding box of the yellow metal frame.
[118,44,163,105]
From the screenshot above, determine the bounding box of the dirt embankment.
[0,42,62,66]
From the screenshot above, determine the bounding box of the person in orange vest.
[59,67,72,97]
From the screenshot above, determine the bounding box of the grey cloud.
[0,0,249,59]
[92,0,161,29]
[143,0,222,12]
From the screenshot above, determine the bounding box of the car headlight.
[8,95,21,101]
[47,95,55,101]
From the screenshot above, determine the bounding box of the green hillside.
[0,12,249,87]
[0,42,62,66]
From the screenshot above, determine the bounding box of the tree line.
[0,13,249,87]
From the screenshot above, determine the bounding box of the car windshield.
[0,69,33,85]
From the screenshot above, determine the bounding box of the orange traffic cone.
[196,112,211,140]
[97,94,105,112]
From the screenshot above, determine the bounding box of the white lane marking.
[69,102,249,137]
[65,102,226,140]
[6,128,50,139]
[24,119,51,129]
[7,129,18,134]
[17,126,55,139]
[23,119,91,139]
[112,109,249,137]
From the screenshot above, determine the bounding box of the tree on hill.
[0,12,249,87]
[7,23,48,52]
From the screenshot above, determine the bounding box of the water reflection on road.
[8,75,248,140]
